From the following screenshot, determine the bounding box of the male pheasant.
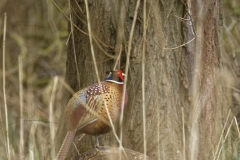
[56,70,128,160]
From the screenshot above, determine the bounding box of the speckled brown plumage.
[56,70,128,160]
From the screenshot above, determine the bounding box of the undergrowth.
[0,0,240,159]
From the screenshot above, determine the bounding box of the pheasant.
[56,70,128,160]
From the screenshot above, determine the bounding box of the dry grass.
[0,1,67,159]
[0,0,240,160]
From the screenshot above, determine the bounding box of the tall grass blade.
[2,12,10,160]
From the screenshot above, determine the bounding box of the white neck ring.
[105,80,124,84]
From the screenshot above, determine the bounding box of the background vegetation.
[0,0,240,159]
[0,1,68,159]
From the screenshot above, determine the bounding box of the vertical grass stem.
[2,12,10,160]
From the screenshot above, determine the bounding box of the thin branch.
[49,76,59,159]
[213,109,231,160]
[142,0,147,159]
[182,107,186,160]
[84,1,127,156]
[51,0,114,59]
[113,0,127,69]
[69,0,81,88]
[234,117,240,139]
[162,37,195,50]
[2,12,10,160]
[19,55,24,159]
[119,0,141,158]
[113,45,122,71]
[84,0,100,96]
[51,0,87,36]
[120,0,141,134]
[216,119,234,160]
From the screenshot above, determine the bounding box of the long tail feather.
[56,131,76,160]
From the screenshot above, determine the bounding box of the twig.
[142,0,147,159]
[46,0,63,61]
[182,107,186,160]
[84,2,127,157]
[51,0,114,59]
[162,37,195,50]
[213,109,231,160]
[234,117,240,139]
[114,0,127,69]
[157,109,160,159]
[113,45,122,71]
[84,0,100,99]
[216,119,234,160]
[69,0,81,88]
[119,0,141,158]
[49,76,59,159]
[3,12,10,160]
[19,55,24,159]
[51,0,87,36]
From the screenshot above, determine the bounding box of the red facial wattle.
[117,70,124,81]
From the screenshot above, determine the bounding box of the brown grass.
[0,1,67,159]
[0,0,240,160]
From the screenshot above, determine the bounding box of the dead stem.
[2,12,10,160]
[84,1,127,157]
[182,107,186,160]
[18,55,24,159]
[142,0,147,159]
[49,76,59,159]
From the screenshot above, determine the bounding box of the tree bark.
[56,0,232,159]
[186,0,231,159]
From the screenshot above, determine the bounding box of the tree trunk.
[56,0,232,159]
[186,1,232,159]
